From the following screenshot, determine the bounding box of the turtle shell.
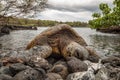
[26,24,87,50]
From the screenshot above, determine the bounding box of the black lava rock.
[12,68,46,80]
[66,57,88,73]
[0,74,12,80]
[9,63,29,76]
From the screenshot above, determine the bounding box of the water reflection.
[0,28,47,50]
[90,35,120,55]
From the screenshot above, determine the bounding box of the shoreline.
[96,26,120,34]
[0,25,37,37]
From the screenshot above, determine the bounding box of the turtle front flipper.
[63,42,89,60]
[31,45,52,58]
[85,46,100,63]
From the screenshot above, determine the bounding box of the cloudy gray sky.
[36,0,114,22]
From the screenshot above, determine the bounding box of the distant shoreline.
[0,25,37,37]
[96,26,120,34]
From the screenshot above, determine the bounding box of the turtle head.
[65,42,89,60]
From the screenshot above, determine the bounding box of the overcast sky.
[36,0,114,22]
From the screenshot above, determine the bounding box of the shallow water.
[0,27,120,57]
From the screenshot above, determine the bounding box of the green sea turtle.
[26,24,99,61]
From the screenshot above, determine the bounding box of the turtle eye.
[74,50,79,57]
[74,50,83,60]
[68,54,71,57]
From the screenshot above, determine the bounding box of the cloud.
[47,0,114,12]
[36,0,114,22]
[37,9,92,22]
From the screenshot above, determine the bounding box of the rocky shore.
[0,48,119,80]
[0,25,37,37]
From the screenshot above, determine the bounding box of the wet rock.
[101,56,120,67]
[66,57,88,73]
[28,56,51,71]
[49,64,68,79]
[1,27,11,34]
[106,64,120,80]
[34,67,46,75]
[0,66,12,76]
[0,51,11,58]
[0,62,3,67]
[12,68,46,80]
[84,60,103,75]
[113,54,120,58]
[108,68,120,80]
[0,32,5,37]
[66,60,103,80]
[9,63,29,76]
[0,50,31,62]
[0,44,2,49]
[7,50,32,63]
[87,55,100,63]
[45,73,63,80]
[29,45,52,59]
[16,50,33,60]
[8,51,18,58]
[95,67,109,80]
[46,57,57,65]
[95,66,120,80]
[0,74,12,80]
[66,71,95,80]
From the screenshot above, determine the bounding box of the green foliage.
[0,16,88,27]
[99,3,111,15]
[92,13,101,18]
[113,0,120,6]
[89,0,120,29]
